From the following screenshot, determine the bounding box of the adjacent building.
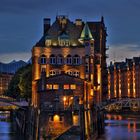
[0,72,14,95]
[31,15,108,139]
[108,57,140,99]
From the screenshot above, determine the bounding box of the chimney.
[43,18,51,35]
[75,19,82,26]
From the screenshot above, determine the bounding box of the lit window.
[45,39,52,46]
[53,84,59,89]
[74,71,80,77]
[70,84,76,89]
[66,70,80,77]
[50,70,56,76]
[64,84,69,89]
[49,70,61,76]
[46,84,53,89]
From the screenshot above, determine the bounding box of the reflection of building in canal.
[30,15,107,139]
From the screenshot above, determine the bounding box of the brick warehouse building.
[108,57,140,99]
[31,15,108,139]
[0,72,14,95]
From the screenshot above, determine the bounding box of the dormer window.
[45,39,52,46]
[40,55,46,64]
[45,35,52,46]
[58,32,70,47]
[50,54,56,64]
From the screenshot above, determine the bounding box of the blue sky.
[0,0,140,63]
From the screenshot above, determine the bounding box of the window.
[64,84,69,89]
[53,84,59,89]
[70,84,76,89]
[73,55,80,65]
[66,55,72,65]
[57,55,63,65]
[67,70,80,77]
[59,39,70,46]
[85,62,89,73]
[40,55,46,64]
[46,84,53,89]
[50,54,56,64]
[50,70,56,76]
[73,71,80,77]
[50,70,61,76]
[45,39,52,46]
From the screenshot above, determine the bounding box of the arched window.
[49,69,61,76]
[50,54,56,64]
[73,55,80,65]
[57,55,63,65]
[66,55,72,65]
[66,69,80,77]
[40,55,46,64]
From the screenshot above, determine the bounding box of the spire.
[101,16,104,23]
[79,22,93,42]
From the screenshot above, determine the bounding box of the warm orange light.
[90,89,94,96]
[73,115,79,126]
[54,115,60,122]
[63,96,66,102]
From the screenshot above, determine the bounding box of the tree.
[5,64,32,99]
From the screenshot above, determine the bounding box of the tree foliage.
[5,64,32,99]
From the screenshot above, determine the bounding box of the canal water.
[0,111,17,140]
[98,113,140,140]
[0,112,140,140]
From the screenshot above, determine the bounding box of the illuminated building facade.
[0,72,13,95]
[108,57,140,99]
[31,15,107,139]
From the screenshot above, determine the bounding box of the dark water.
[0,112,16,140]
[0,112,140,140]
[98,114,140,140]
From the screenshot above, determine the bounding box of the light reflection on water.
[0,112,16,140]
[97,114,140,140]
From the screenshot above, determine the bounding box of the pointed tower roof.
[79,23,94,41]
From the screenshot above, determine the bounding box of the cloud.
[108,44,140,63]
[0,52,31,63]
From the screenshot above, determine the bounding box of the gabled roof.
[79,23,94,41]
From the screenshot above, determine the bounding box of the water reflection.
[97,114,140,140]
[0,111,16,140]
